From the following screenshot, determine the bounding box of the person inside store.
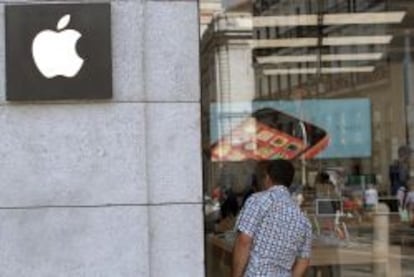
[240,161,269,208]
[315,171,337,198]
[217,163,238,193]
[232,159,312,277]
[214,187,239,233]
[241,173,259,208]
[364,183,379,211]
[397,184,408,210]
[389,145,412,195]
[404,182,414,226]
[396,184,410,223]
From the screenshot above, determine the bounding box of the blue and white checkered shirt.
[237,185,312,277]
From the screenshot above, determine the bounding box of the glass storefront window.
[201,0,414,276]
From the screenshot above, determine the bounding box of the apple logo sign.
[6,3,112,101]
[32,14,84,79]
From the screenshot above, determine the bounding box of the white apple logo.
[32,14,84,79]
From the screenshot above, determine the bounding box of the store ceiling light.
[258,55,317,63]
[254,15,318,27]
[252,38,318,48]
[263,66,375,75]
[252,35,392,49]
[257,53,383,64]
[253,11,406,27]
[321,66,375,73]
[324,35,393,46]
[322,53,383,61]
[324,11,406,25]
[263,68,318,75]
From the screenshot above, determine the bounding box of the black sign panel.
[6,3,112,101]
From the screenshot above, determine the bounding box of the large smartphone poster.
[210,99,371,161]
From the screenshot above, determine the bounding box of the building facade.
[200,0,223,36]
[200,11,255,194]
[0,1,203,276]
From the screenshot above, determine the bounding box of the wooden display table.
[206,234,402,277]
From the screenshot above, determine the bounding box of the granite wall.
[0,0,203,276]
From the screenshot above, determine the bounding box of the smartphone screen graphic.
[211,108,329,162]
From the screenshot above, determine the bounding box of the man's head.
[264,159,295,188]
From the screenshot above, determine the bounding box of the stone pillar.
[0,1,203,276]
[373,203,390,277]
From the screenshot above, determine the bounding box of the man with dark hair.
[266,160,295,188]
[232,160,312,277]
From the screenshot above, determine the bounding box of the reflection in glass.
[201,0,414,276]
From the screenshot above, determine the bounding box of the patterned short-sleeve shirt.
[237,185,312,277]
